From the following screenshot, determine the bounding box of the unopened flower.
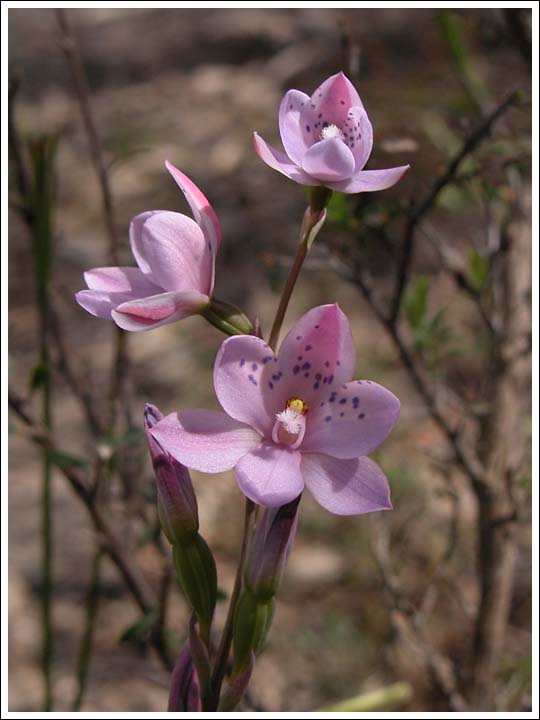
[76,162,221,331]
[151,304,399,514]
[168,643,202,712]
[253,71,409,193]
[144,403,199,544]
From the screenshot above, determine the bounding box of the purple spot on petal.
[340,412,345,417]
[315,373,322,380]
[305,344,312,351]
[293,366,300,375]
[337,360,341,366]
[296,335,301,340]
[328,374,334,383]
[297,355,303,361]
[239,359,245,367]
[302,362,311,370]
[304,372,310,378]
[358,413,365,419]
[325,361,330,368]
[268,381,274,389]
[248,374,258,386]
[263,356,272,364]
[318,113,322,118]
[314,382,320,390]
[306,125,311,132]
[273,373,280,381]
[351,142,355,148]
[315,324,320,329]
[340,100,346,105]
[339,398,347,405]
[252,363,258,371]
[325,416,332,422]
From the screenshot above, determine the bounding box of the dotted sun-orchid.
[151,304,400,514]
[75,162,221,331]
[253,71,410,194]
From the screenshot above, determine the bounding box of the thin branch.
[8,387,173,672]
[371,523,469,712]
[55,9,119,263]
[390,92,520,324]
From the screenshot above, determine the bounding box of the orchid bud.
[232,588,275,675]
[245,495,300,600]
[201,297,253,336]
[144,403,199,544]
[173,535,217,642]
[168,643,202,712]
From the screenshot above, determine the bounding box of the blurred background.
[8,7,532,712]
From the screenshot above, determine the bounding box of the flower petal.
[278,89,312,165]
[112,289,209,331]
[252,133,319,186]
[301,380,400,458]
[165,161,222,261]
[274,304,356,409]
[83,266,161,295]
[301,138,355,183]
[301,453,392,515]
[129,210,165,275]
[327,165,410,194]
[151,410,261,474]
[235,442,304,507]
[342,106,373,172]
[75,289,124,320]
[300,71,365,131]
[214,335,281,438]
[137,211,213,294]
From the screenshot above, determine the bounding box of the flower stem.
[210,498,255,708]
[268,190,331,351]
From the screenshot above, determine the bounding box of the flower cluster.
[76,71,407,711]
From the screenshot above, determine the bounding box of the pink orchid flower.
[253,71,409,194]
[75,162,221,331]
[151,304,400,514]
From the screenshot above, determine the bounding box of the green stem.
[315,681,413,712]
[72,549,103,711]
[268,240,309,351]
[209,499,255,709]
[41,354,53,712]
[268,190,331,351]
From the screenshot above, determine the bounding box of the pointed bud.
[232,588,275,675]
[173,534,217,642]
[144,404,199,544]
[245,495,301,600]
[168,643,202,712]
[201,297,253,336]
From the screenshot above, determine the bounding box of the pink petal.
[327,165,410,194]
[301,138,355,183]
[75,289,124,320]
[112,289,209,331]
[129,210,164,275]
[301,380,400,459]
[300,71,364,131]
[301,453,392,515]
[214,335,281,438]
[151,410,261,474]
[273,304,356,409]
[278,89,312,165]
[165,161,222,261]
[235,442,304,507]
[136,211,213,294]
[252,133,319,186]
[342,106,373,172]
[84,266,161,295]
